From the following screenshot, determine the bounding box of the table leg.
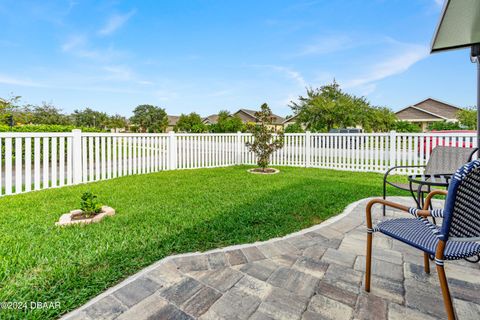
[409,181,421,209]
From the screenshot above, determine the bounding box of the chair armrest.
[366,198,431,230]
[468,148,479,161]
[422,189,448,210]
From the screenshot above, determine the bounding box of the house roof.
[235,109,285,125]
[395,98,461,121]
[203,114,219,124]
[282,114,298,124]
[167,115,180,126]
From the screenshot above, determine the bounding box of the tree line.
[288,81,477,133]
[1,82,477,133]
[0,96,247,133]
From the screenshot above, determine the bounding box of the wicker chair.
[366,160,480,320]
[383,146,478,215]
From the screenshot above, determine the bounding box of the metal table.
[407,174,451,211]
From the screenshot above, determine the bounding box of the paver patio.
[62,197,480,320]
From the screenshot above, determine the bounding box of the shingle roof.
[203,114,219,124]
[395,98,461,121]
[167,115,180,126]
[236,109,285,125]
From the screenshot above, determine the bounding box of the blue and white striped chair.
[365,160,480,320]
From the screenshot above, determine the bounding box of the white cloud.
[251,64,307,87]
[61,35,125,61]
[343,43,429,90]
[103,65,134,81]
[434,0,444,7]
[98,10,136,36]
[299,35,353,56]
[102,65,153,85]
[61,35,86,52]
[0,74,44,87]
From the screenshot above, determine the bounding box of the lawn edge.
[62,195,408,319]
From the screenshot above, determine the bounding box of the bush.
[284,123,304,133]
[428,121,461,131]
[0,124,104,132]
[393,121,422,133]
[80,192,102,218]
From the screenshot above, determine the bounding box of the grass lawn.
[0,165,406,319]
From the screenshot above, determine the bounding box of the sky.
[0,0,476,118]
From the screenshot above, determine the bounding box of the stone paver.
[226,249,248,266]
[307,294,354,320]
[239,260,278,281]
[63,197,480,320]
[112,276,162,307]
[206,252,229,269]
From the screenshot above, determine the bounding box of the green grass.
[0,166,406,319]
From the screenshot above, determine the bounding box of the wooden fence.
[0,130,477,196]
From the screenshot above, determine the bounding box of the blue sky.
[0,0,475,117]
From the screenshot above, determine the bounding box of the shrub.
[284,122,304,133]
[393,121,422,133]
[428,121,461,131]
[80,192,102,218]
[0,124,104,132]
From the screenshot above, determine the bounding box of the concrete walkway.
[63,197,480,320]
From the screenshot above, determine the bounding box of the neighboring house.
[282,115,298,128]
[395,98,461,132]
[233,109,285,132]
[166,115,180,132]
[202,114,219,125]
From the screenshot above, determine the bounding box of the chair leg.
[365,232,373,292]
[436,264,456,320]
[382,181,387,216]
[423,253,430,274]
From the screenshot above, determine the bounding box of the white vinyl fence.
[0,130,477,197]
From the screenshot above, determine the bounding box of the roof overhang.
[431,0,480,53]
[396,105,449,120]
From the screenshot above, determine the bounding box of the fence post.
[168,131,177,170]
[305,131,311,167]
[72,129,83,184]
[236,131,242,165]
[389,130,397,168]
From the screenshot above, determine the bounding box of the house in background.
[395,98,461,132]
[201,109,285,131]
[202,114,219,125]
[166,115,179,132]
[282,115,298,128]
[233,109,285,132]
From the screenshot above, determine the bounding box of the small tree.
[175,113,207,133]
[245,103,284,171]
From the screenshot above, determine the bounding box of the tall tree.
[0,95,22,125]
[175,113,207,133]
[362,106,397,133]
[31,102,71,125]
[130,104,168,132]
[290,82,397,132]
[245,103,284,171]
[210,110,245,133]
[71,108,109,129]
[457,107,477,130]
[290,82,358,132]
[106,114,129,130]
